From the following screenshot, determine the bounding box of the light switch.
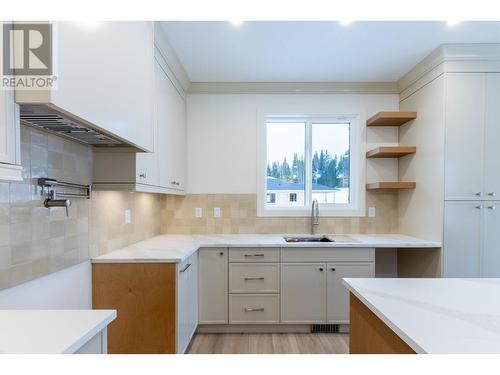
[125,209,131,224]
[214,207,221,218]
[368,207,376,217]
[195,207,203,218]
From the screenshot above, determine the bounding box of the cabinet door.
[281,263,326,323]
[326,263,374,323]
[445,73,485,200]
[483,203,500,277]
[156,60,186,191]
[484,73,500,199]
[198,248,228,324]
[443,201,482,277]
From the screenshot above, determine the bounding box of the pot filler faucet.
[311,199,319,235]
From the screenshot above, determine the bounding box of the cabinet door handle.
[219,251,225,256]
[244,307,264,312]
[475,192,483,197]
[317,267,324,272]
[179,263,191,273]
[244,254,265,257]
[488,205,495,210]
[244,277,265,281]
[488,192,496,197]
[475,205,483,209]
[139,173,146,178]
[330,267,336,271]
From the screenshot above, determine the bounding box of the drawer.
[229,247,280,263]
[229,294,279,324]
[281,247,374,262]
[229,263,280,293]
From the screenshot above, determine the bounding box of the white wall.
[186,93,399,194]
[399,75,446,242]
[0,261,91,309]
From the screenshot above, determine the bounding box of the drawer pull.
[244,307,265,312]
[330,267,336,271]
[220,252,225,256]
[243,277,265,281]
[244,254,265,257]
[317,267,324,272]
[179,263,191,273]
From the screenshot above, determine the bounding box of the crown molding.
[398,43,500,94]
[187,81,399,94]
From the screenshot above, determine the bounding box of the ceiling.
[159,21,500,83]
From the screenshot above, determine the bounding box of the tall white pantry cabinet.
[399,46,500,278]
[443,73,500,277]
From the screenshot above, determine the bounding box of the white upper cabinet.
[484,73,500,199]
[156,59,186,191]
[0,88,22,181]
[15,21,154,151]
[444,73,485,201]
[93,46,186,195]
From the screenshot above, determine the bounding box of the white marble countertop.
[343,278,500,354]
[0,309,116,354]
[92,234,440,263]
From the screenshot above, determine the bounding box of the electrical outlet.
[195,207,203,218]
[125,209,131,224]
[368,207,376,217]
[214,207,221,218]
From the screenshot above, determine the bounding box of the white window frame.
[257,114,365,217]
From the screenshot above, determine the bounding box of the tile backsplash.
[0,126,92,289]
[0,126,162,290]
[160,193,399,234]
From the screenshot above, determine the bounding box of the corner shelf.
[366,146,416,158]
[366,111,417,127]
[366,182,416,191]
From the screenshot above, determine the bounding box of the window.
[258,115,362,217]
[266,193,276,204]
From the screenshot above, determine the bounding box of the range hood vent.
[20,105,131,147]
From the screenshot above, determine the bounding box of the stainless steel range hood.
[20,104,134,148]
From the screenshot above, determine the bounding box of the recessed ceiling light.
[229,20,244,26]
[339,20,353,26]
[446,20,461,26]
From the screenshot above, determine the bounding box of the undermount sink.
[283,236,334,243]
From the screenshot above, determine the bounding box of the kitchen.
[1,4,500,371]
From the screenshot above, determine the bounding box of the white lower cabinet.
[177,252,198,353]
[198,248,228,324]
[483,202,500,277]
[443,201,482,277]
[281,263,326,323]
[198,247,375,328]
[326,263,374,323]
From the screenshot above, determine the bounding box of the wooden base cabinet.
[92,254,198,354]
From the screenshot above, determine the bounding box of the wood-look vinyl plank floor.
[187,333,349,354]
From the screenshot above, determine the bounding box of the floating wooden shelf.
[366,146,416,158]
[366,182,416,191]
[366,112,417,127]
